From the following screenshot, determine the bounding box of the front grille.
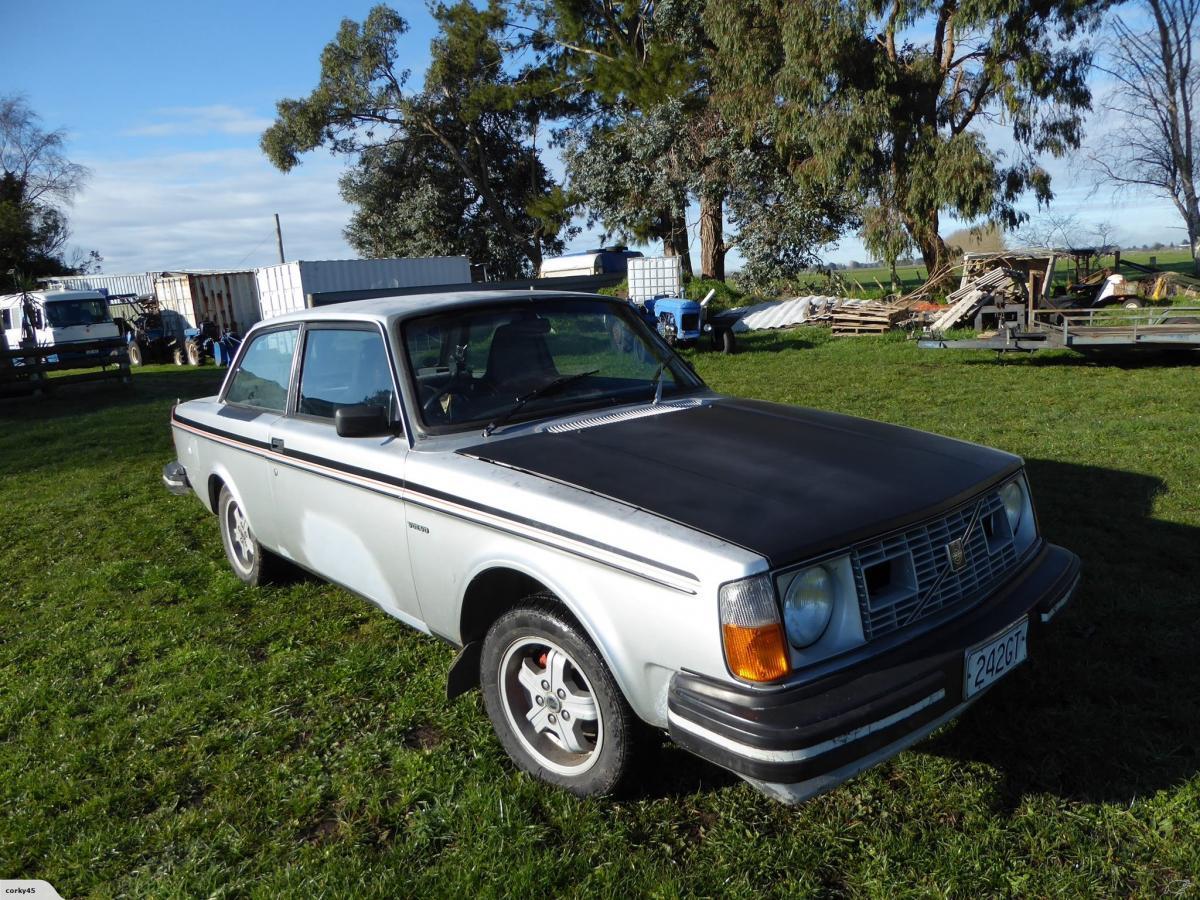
[681,313,700,332]
[852,489,1020,640]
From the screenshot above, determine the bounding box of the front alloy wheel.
[481,602,637,796]
[500,636,602,775]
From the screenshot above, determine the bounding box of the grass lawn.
[2,342,1198,896]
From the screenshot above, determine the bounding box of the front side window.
[225,327,298,412]
[402,298,703,431]
[297,327,395,420]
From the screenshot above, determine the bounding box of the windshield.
[402,298,703,432]
[43,298,112,329]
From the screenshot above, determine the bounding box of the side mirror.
[335,404,391,438]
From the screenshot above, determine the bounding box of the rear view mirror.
[335,404,391,438]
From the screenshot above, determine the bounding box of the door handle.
[270,437,284,451]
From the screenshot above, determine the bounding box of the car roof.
[258,289,621,328]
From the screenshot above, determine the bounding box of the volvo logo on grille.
[946,538,967,571]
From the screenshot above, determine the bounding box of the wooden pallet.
[829,301,907,335]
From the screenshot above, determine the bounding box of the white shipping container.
[154,270,261,340]
[628,256,683,304]
[39,272,157,297]
[255,257,472,319]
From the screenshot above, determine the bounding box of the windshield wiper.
[648,360,668,405]
[483,369,599,437]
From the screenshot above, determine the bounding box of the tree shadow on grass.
[627,458,1199,807]
[956,348,1200,369]
[724,332,820,355]
[0,367,225,423]
[920,458,1199,807]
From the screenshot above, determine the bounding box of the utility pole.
[274,214,286,264]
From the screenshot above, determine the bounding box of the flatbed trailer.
[918,306,1200,355]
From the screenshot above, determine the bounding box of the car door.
[267,322,422,627]
[215,323,301,551]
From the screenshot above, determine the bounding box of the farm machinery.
[626,257,739,353]
[109,294,241,366]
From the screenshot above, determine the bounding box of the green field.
[2,338,1198,896]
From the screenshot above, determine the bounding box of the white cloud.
[122,105,275,138]
[70,148,355,273]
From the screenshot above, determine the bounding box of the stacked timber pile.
[820,301,908,335]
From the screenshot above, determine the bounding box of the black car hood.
[458,398,1022,567]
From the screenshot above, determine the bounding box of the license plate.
[964,618,1028,698]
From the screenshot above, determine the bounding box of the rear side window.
[225,327,298,411]
[297,327,395,420]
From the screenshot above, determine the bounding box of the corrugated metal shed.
[255,257,472,319]
[39,272,157,297]
[154,270,261,340]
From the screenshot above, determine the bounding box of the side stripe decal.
[172,412,700,591]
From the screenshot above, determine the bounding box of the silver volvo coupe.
[163,290,1080,803]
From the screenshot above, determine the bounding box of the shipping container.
[39,272,157,298]
[255,257,472,319]
[153,270,261,341]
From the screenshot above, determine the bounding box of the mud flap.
[446,641,482,700]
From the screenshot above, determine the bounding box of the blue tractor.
[633,290,739,354]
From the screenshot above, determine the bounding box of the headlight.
[1000,480,1024,531]
[783,564,835,648]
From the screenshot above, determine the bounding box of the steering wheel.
[422,383,467,421]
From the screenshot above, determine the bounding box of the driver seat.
[485,316,558,396]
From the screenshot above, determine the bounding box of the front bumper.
[667,542,1080,803]
[162,460,192,496]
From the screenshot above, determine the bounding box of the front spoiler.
[667,542,1081,801]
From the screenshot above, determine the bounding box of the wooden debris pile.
[805,300,910,335]
[927,267,1023,333]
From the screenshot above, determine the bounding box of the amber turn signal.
[722,622,790,682]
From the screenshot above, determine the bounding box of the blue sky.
[0,1,1187,276]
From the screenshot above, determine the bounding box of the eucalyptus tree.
[262,3,570,278]
[705,0,1107,280]
[529,1,850,281]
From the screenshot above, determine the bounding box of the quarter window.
[297,327,395,420]
[225,327,298,412]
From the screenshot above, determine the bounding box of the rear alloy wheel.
[217,486,281,585]
[481,602,637,796]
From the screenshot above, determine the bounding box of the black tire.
[217,486,282,586]
[186,339,205,366]
[1121,298,1143,310]
[173,346,186,366]
[127,341,143,367]
[720,328,736,354]
[481,599,638,797]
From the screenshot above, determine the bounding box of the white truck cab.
[0,290,120,354]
